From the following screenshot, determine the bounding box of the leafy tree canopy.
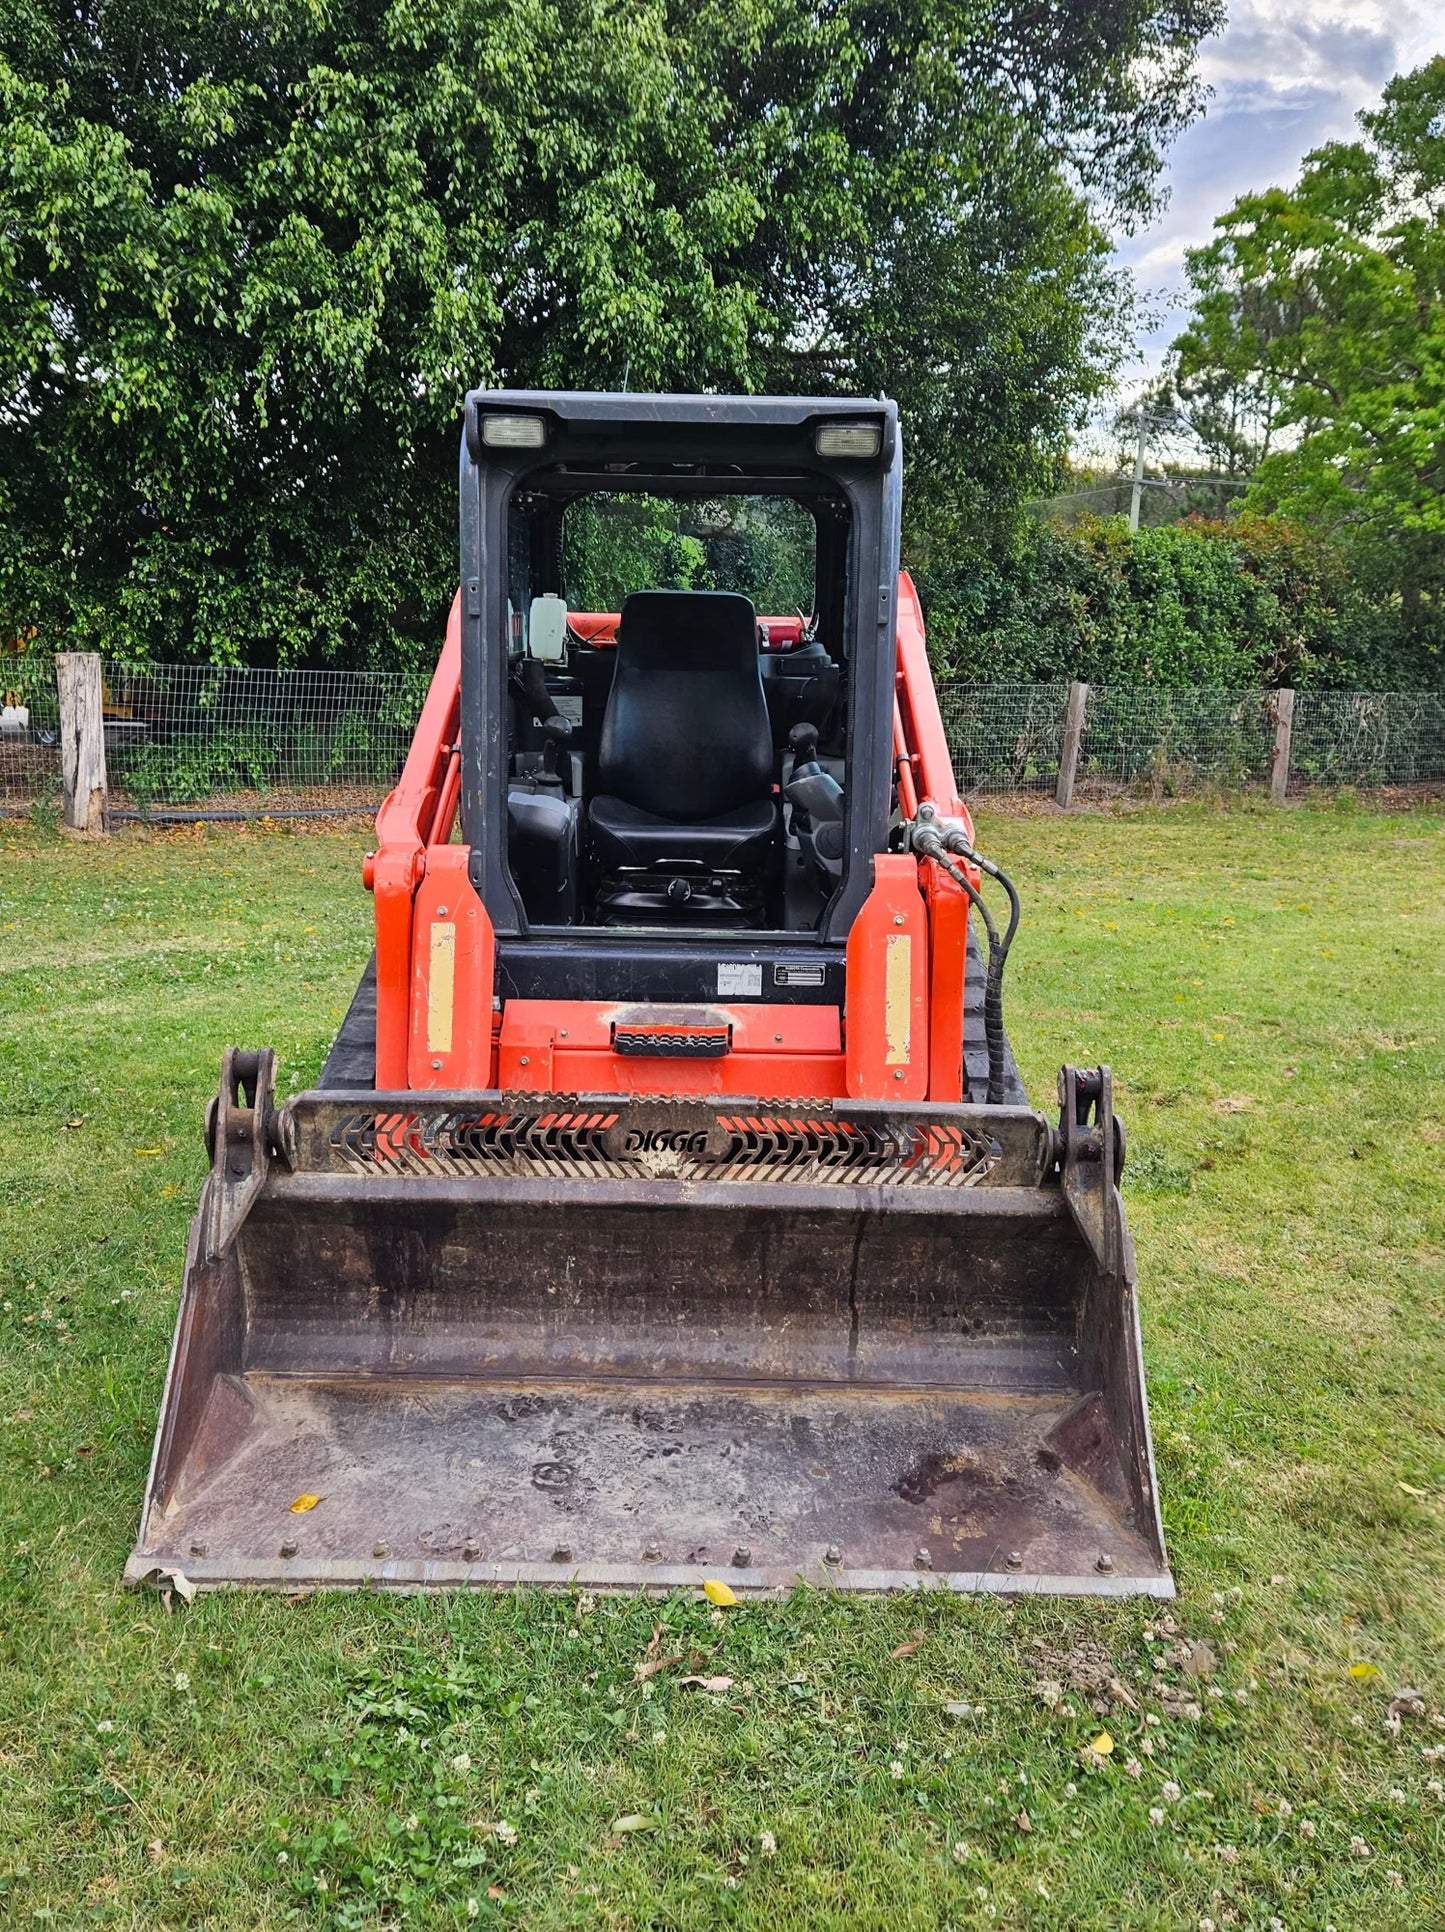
[1162,59,1445,625]
[1,0,1221,665]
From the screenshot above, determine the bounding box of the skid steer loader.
[127,392,1171,1597]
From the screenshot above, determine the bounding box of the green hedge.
[914,513,1442,689]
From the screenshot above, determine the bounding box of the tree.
[1163,59,1445,649]
[0,0,1223,665]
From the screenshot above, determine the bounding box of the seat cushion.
[598,591,774,819]
[589,793,778,873]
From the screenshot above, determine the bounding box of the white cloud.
[1103,0,1444,407]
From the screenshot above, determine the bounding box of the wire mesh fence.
[937,683,1445,799]
[2,658,1443,819]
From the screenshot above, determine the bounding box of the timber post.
[1056,679,1088,809]
[56,652,108,836]
[1270,688,1295,804]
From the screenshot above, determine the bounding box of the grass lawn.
[1,799,1442,1930]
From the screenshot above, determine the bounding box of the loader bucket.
[126,1052,1170,1596]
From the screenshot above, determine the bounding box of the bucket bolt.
[280,1539,298,1559]
[642,1540,662,1561]
[914,1547,933,1571]
[463,1541,480,1562]
[372,1543,389,1561]
[552,1544,573,1564]
[1005,1551,1023,1572]
[189,1541,207,1559]
[1095,1552,1115,1575]
[732,1545,752,1568]
[824,1544,843,1566]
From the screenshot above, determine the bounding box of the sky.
[1109,0,1444,413]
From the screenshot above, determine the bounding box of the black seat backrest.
[598,591,773,820]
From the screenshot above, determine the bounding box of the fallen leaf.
[644,1623,666,1657]
[1183,1641,1217,1680]
[1015,1808,1032,1832]
[1397,1481,1426,1498]
[612,1814,657,1834]
[487,1885,505,1900]
[289,1493,321,1514]
[1108,1676,1140,1709]
[1090,1731,1114,1755]
[1350,1663,1381,1681]
[64,1116,85,1130]
[134,1148,164,1157]
[678,1675,734,1693]
[944,1700,973,1718]
[702,1579,738,1607]
[146,1840,165,1865]
[634,1654,682,1682]
[891,1642,920,1659]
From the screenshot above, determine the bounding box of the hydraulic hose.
[912,823,1021,1105]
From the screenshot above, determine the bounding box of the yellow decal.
[885,932,912,1063]
[427,920,456,1055]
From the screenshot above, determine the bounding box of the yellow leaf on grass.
[1349,1662,1380,1680]
[702,1579,738,1607]
[1397,1481,1426,1498]
[613,1814,656,1834]
[1090,1731,1114,1755]
[289,1493,321,1513]
[135,1147,164,1157]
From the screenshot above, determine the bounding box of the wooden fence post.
[56,652,108,835]
[1056,679,1088,808]
[1270,687,1295,804]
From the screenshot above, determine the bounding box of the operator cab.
[501,480,848,934]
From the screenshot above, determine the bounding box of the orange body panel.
[369,575,975,1102]
[497,1000,842,1097]
[844,853,929,1100]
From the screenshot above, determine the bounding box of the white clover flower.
[173,1671,190,1693]
[760,1830,776,1857]
[1064,1783,1077,1798]
[1349,1835,1371,1858]
[95,1718,115,1734]
[1298,1819,1316,1840]
[1162,1782,1181,1803]
[950,1842,970,1864]
[450,1752,472,1775]
[467,1901,480,1920]
[405,1814,419,1832]
[1200,1919,1216,1932]
[276,1851,289,1865]
[1124,1757,1142,1778]
[890,1759,905,1780]
[1149,1807,1165,1826]
[1277,1798,1292,1820]
[1386,1871,1403,1889]
[494,1820,518,1846]
[1389,1788,1407,1805]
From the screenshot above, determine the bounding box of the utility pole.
[1128,409,1148,533]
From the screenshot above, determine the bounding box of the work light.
[480,414,548,448]
[816,421,881,458]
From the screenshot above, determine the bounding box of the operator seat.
[588,591,779,878]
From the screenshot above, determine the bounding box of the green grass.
[1,801,1442,1930]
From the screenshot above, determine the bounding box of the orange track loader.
[127,392,1170,1597]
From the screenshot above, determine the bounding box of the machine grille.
[325,1105,1001,1187]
